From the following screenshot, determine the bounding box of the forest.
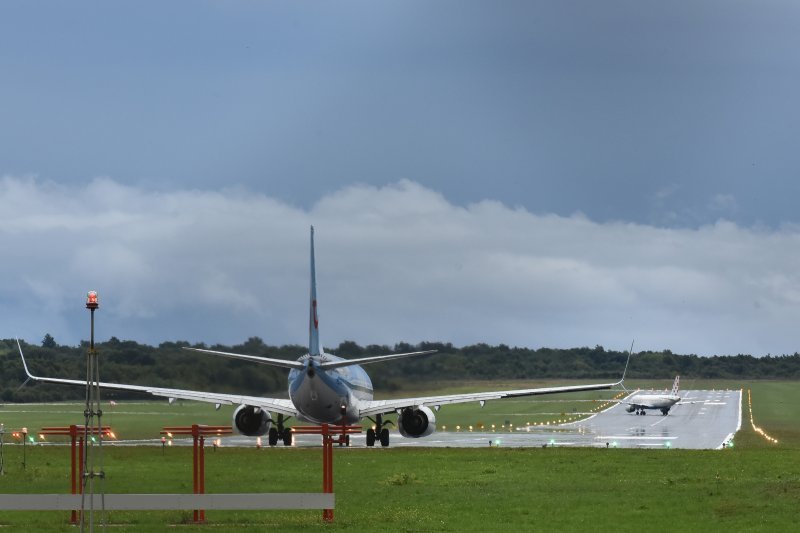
[1,335,799,402]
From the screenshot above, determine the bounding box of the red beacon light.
[86,290,99,310]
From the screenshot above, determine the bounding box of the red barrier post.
[191,425,199,522]
[199,435,206,522]
[323,427,333,522]
[70,426,78,524]
[290,423,361,523]
[159,424,232,524]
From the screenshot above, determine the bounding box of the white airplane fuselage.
[625,392,681,415]
[628,393,680,410]
[288,354,373,424]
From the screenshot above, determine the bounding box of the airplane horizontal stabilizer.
[182,347,305,370]
[318,350,438,369]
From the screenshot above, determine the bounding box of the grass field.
[0,379,796,531]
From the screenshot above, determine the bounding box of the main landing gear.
[268,414,293,446]
[366,414,391,447]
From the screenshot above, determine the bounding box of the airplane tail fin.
[671,375,680,396]
[308,226,321,356]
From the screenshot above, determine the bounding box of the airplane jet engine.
[397,405,436,438]
[626,405,637,413]
[233,404,272,436]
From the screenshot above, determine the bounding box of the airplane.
[16,226,630,447]
[622,375,687,416]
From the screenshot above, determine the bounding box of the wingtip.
[16,337,36,379]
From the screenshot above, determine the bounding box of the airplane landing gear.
[366,414,392,447]
[269,414,293,446]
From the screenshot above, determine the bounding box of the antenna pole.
[81,291,106,531]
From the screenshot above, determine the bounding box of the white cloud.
[709,193,738,213]
[2,176,799,356]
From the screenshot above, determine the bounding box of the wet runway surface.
[559,388,742,449]
[148,389,741,451]
[381,388,739,450]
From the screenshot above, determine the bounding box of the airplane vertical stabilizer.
[671,375,680,396]
[309,226,321,356]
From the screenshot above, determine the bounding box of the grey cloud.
[2,176,798,356]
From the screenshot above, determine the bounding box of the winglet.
[16,338,37,379]
[15,338,37,392]
[618,340,634,391]
[309,225,321,356]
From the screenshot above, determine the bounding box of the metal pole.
[81,292,105,532]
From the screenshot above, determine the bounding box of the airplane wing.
[358,379,622,418]
[359,344,633,417]
[16,340,299,418]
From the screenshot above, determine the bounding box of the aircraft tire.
[379,428,390,447]
[268,427,279,446]
[366,428,376,446]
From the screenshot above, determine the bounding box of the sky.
[1,1,799,356]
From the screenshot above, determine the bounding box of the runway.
[560,388,742,449]
[153,388,741,451]
[375,388,740,450]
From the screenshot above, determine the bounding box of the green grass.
[0,446,798,531]
[0,379,797,531]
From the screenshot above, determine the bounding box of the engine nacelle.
[233,404,272,436]
[397,406,436,438]
[626,405,637,413]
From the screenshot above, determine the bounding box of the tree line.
[1,336,799,403]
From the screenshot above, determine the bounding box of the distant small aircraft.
[18,226,630,447]
[621,376,694,415]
